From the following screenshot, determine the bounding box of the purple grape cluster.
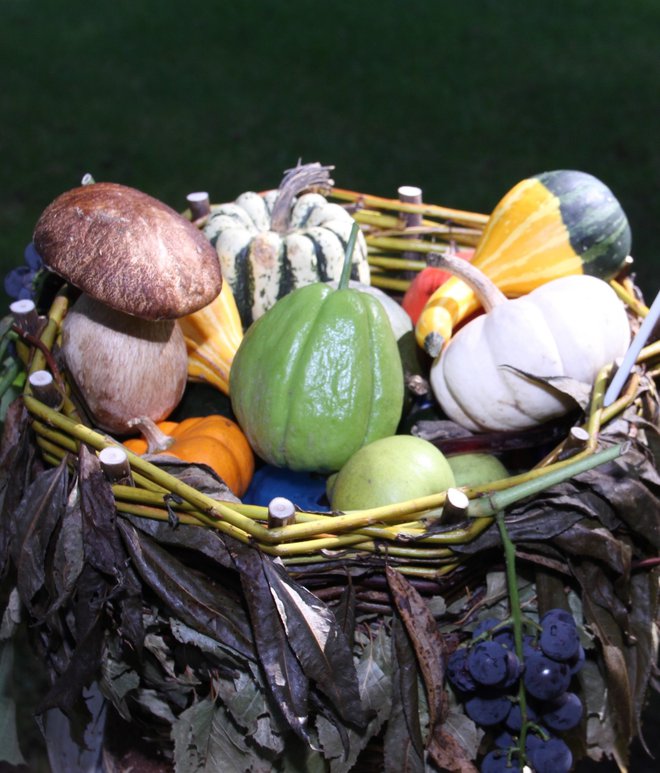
[446,609,585,772]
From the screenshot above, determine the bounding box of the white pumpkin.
[430,269,631,433]
[327,279,412,340]
[203,163,370,328]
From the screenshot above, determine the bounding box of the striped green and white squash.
[203,163,370,329]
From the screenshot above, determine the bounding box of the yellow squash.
[178,279,243,394]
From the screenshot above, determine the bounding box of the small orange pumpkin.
[124,415,255,497]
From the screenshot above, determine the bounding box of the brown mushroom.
[33,182,222,319]
[33,181,223,434]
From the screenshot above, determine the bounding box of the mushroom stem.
[127,416,176,454]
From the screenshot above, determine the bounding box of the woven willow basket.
[3,186,659,772]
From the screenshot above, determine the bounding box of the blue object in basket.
[244,465,330,511]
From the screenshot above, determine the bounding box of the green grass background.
[1,1,659,770]
[1,0,659,304]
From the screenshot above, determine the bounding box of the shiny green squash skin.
[230,282,404,472]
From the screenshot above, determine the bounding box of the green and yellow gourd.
[230,224,404,473]
[416,170,632,356]
[204,162,370,329]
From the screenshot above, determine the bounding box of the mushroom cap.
[33,182,222,319]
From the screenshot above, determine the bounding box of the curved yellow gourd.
[178,279,244,394]
[415,170,631,356]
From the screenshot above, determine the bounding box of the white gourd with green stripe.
[203,164,370,329]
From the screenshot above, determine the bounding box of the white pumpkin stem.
[127,416,175,453]
[434,251,507,312]
[270,161,335,234]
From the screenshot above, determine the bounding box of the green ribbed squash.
[229,228,404,472]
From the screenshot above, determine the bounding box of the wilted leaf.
[619,570,658,745]
[8,459,68,613]
[499,365,593,409]
[117,518,255,660]
[229,545,311,744]
[572,561,634,762]
[214,667,285,757]
[142,456,241,503]
[169,618,249,670]
[172,696,273,773]
[442,699,483,764]
[36,564,109,723]
[334,581,357,647]
[261,556,366,729]
[554,522,632,576]
[0,640,26,766]
[0,399,34,548]
[48,485,84,613]
[427,728,479,773]
[99,641,140,720]
[127,512,234,570]
[383,615,425,773]
[78,445,127,579]
[315,621,393,771]
[386,566,447,737]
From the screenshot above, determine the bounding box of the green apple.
[446,452,508,488]
[328,435,455,510]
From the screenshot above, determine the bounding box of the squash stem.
[430,251,507,311]
[270,161,335,234]
[127,416,175,453]
[338,221,360,290]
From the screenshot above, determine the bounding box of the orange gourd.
[124,415,255,497]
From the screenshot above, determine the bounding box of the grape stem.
[496,510,529,767]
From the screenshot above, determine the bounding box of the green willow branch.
[330,187,489,227]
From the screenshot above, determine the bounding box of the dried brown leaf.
[386,566,447,735]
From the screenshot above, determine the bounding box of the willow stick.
[467,443,623,520]
[115,501,256,544]
[330,187,489,228]
[22,292,80,420]
[32,425,170,493]
[23,394,280,543]
[637,339,660,365]
[609,279,650,318]
[369,275,411,293]
[113,484,441,546]
[368,256,429,272]
[367,235,472,256]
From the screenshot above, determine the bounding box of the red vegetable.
[402,250,474,324]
